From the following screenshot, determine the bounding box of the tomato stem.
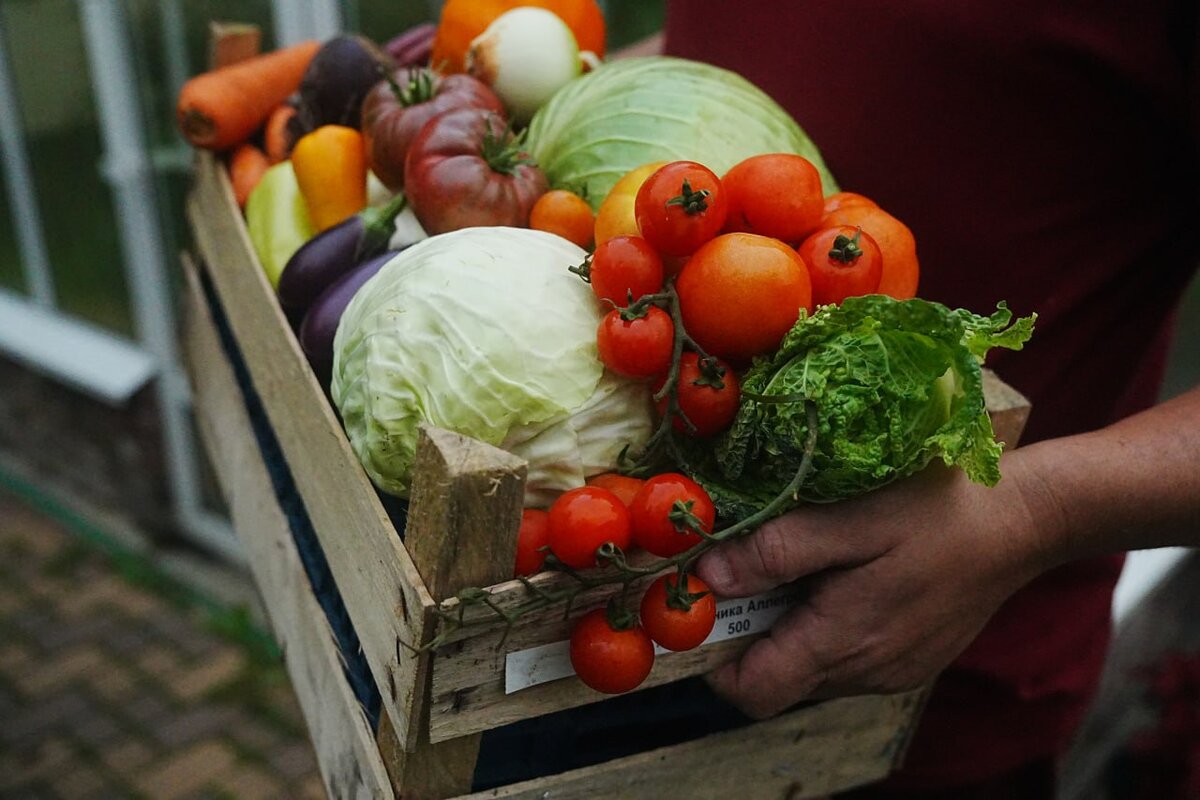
[411,402,819,655]
[828,227,865,264]
[665,179,711,215]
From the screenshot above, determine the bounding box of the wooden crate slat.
[377,426,526,796]
[425,374,1031,742]
[185,151,436,752]
[455,691,924,799]
[180,254,395,799]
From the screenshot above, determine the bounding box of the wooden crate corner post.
[378,425,527,799]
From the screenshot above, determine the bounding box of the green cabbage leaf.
[680,296,1036,519]
[331,227,653,505]
[527,56,839,210]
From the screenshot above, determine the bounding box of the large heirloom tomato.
[361,67,504,191]
[404,108,548,235]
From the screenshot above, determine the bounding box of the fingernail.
[698,549,733,594]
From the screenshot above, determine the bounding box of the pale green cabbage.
[331,227,653,505]
[527,56,839,210]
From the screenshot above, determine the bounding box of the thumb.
[696,513,837,597]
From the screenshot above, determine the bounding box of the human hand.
[696,460,1054,718]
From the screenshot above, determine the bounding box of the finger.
[697,513,838,597]
[705,606,830,719]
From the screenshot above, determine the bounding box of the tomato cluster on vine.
[526,154,922,696]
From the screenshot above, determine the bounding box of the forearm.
[1011,384,1200,568]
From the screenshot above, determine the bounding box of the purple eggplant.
[300,250,400,384]
[277,193,407,318]
[290,34,394,141]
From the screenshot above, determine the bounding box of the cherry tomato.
[596,306,674,379]
[404,108,548,235]
[656,353,740,437]
[635,161,727,257]
[588,235,664,306]
[639,574,717,652]
[570,606,655,694]
[547,486,632,569]
[361,67,505,191]
[675,233,813,363]
[629,473,715,557]
[822,191,878,216]
[530,189,594,249]
[594,161,667,245]
[721,154,824,243]
[585,473,645,508]
[513,509,550,577]
[820,205,919,300]
[797,225,884,306]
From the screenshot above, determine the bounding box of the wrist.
[1003,443,1077,573]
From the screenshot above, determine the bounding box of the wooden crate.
[181,150,1031,799]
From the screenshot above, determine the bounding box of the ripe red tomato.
[639,574,717,652]
[596,306,674,379]
[797,225,884,306]
[721,154,824,243]
[513,509,550,577]
[634,161,727,257]
[656,352,740,437]
[587,235,664,306]
[585,473,645,508]
[675,233,813,363]
[629,473,715,557]
[570,606,655,694]
[404,108,548,235]
[820,205,919,300]
[547,486,632,569]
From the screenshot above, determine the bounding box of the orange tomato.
[530,189,594,248]
[676,233,813,363]
[594,161,667,245]
[721,153,824,243]
[432,0,606,74]
[822,191,878,216]
[586,473,645,508]
[820,205,919,299]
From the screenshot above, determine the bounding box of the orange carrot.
[291,125,367,231]
[263,104,297,164]
[176,40,320,151]
[229,143,271,209]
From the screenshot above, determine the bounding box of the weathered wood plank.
[180,254,394,799]
[380,426,526,797]
[186,150,436,751]
[425,377,1032,742]
[456,691,925,800]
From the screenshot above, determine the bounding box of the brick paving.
[0,490,326,799]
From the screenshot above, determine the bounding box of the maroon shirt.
[666,0,1199,788]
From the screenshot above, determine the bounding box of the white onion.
[467,7,583,124]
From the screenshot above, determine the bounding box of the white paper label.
[504,584,802,695]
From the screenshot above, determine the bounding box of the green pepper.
[245,161,316,288]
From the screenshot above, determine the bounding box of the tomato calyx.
[668,499,709,538]
[828,227,865,264]
[605,597,638,631]
[385,66,438,107]
[479,118,535,176]
[692,356,727,389]
[664,572,711,612]
[665,179,712,216]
